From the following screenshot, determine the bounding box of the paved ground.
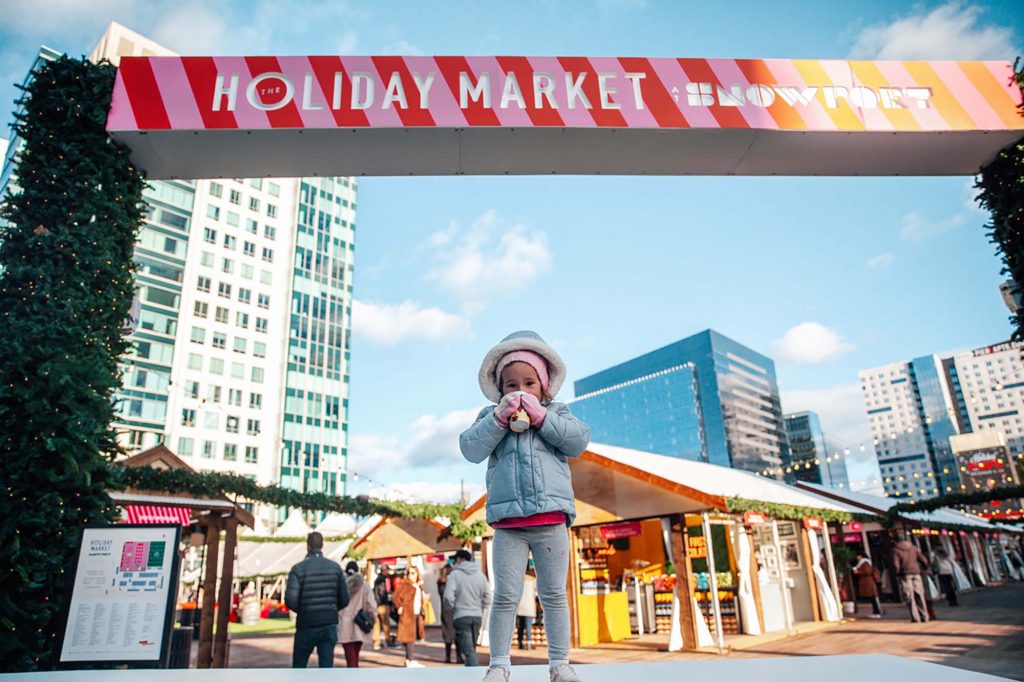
[217,581,1024,680]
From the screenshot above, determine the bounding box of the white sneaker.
[406,660,426,668]
[483,666,511,682]
[550,664,581,682]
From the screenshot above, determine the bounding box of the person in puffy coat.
[337,561,377,667]
[460,330,590,682]
[285,532,350,668]
[852,551,882,618]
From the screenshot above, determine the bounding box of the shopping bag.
[422,596,436,625]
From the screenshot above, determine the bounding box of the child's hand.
[494,392,523,427]
[519,393,546,428]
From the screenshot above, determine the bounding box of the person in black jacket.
[372,565,396,649]
[286,532,350,667]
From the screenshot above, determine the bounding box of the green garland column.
[0,56,145,671]
[977,60,1024,337]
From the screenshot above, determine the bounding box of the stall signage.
[425,554,446,563]
[378,557,398,566]
[803,517,824,530]
[849,521,863,531]
[599,521,642,540]
[688,535,707,559]
[843,533,861,543]
[743,511,767,525]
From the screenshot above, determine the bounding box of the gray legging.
[489,524,570,668]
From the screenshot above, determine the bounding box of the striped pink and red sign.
[123,504,192,526]
[108,56,1024,134]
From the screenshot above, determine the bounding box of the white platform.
[4,656,1009,681]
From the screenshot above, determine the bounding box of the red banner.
[803,517,824,530]
[743,511,767,525]
[123,505,191,526]
[599,521,642,540]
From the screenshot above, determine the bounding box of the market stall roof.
[235,538,355,578]
[464,443,858,527]
[111,444,254,528]
[794,481,999,532]
[274,510,312,537]
[314,512,358,535]
[350,516,464,561]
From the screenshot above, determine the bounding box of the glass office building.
[572,329,789,477]
[784,411,849,489]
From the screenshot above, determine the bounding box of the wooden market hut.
[111,444,254,669]
[464,442,860,652]
[350,516,465,561]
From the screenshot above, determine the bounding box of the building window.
[226,212,240,227]
[228,388,242,406]
[204,412,218,429]
[215,306,229,323]
[260,270,272,285]
[224,235,237,250]
[251,367,264,383]
[241,264,254,280]
[222,258,234,274]
[190,326,205,344]
[246,218,258,234]
[181,409,196,427]
[209,182,223,198]
[207,384,221,403]
[264,226,276,241]
[266,204,277,218]
[236,312,249,329]
[218,282,232,298]
[197,276,211,293]
[256,317,268,333]
[202,440,215,458]
[233,337,246,354]
[257,294,270,309]
[226,416,239,434]
[261,247,274,263]
[212,332,226,349]
[229,189,241,205]
[243,241,256,257]
[245,446,258,464]
[253,342,266,358]
[238,288,251,304]
[178,437,194,457]
[207,205,220,221]
[188,353,202,370]
[184,380,199,398]
[231,362,245,379]
[203,227,217,243]
[194,301,208,318]
[210,358,224,375]
[223,443,238,461]
[249,197,260,212]
[268,182,280,197]
[246,419,261,436]
[200,251,214,267]
[249,393,262,409]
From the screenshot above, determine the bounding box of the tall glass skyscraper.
[783,411,850,489]
[572,329,789,477]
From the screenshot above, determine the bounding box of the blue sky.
[1,0,1021,501]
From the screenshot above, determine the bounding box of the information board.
[56,524,181,667]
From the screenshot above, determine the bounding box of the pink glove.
[494,392,522,428]
[519,393,546,428]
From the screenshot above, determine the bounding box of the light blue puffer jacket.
[460,401,590,526]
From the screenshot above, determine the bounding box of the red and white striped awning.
[123,505,192,526]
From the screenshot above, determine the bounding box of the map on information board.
[58,525,180,666]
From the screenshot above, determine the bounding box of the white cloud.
[428,209,551,313]
[351,299,470,346]
[369,481,485,505]
[771,322,856,364]
[850,3,1018,60]
[865,252,894,269]
[899,210,967,242]
[347,407,481,483]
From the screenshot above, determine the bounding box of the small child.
[460,330,590,682]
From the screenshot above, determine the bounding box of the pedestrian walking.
[852,551,882,618]
[892,534,931,623]
[460,330,591,682]
[516,568,538,649]
[393,567,427,668]
[337,561,377,667]
[933,549,959,606]
[373,565,396,649]
[437,559,461,663]
[285,532,350,668]
[444,549,491,667]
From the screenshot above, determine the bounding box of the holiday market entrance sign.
[107,56,1024,178]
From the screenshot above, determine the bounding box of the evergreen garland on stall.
[0,56,145,671]
[976,58,1024,338]
[115,466,489,541]
[888,485,1024,519]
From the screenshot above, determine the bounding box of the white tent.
[314,512,358,535]
[273,510,312,537]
